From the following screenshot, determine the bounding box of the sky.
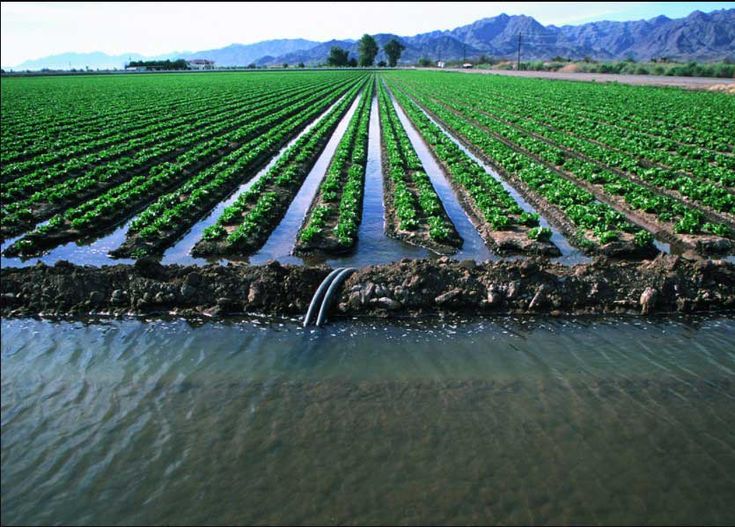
[2,2,733,67]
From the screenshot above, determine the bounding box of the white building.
[187,59,215,70]
[436,61,446,68]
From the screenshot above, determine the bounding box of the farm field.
[2,70,734,268]
[2,50,735,527]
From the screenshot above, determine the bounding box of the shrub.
[527,226,552,241]
[634,230,654,247]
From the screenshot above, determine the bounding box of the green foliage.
[518,211,540,227]
[383,39,406,68]
[358,34,379,67]
[527,226,552,242]
[381,68,733,256]
[634,230,654,247]
[327,47,350,67]
[127,59,189,70]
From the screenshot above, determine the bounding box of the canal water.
[2,315,734,525]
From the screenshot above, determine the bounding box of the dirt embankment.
[2,256,733,319]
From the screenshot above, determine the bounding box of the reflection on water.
[160,92,354,268]
[390,90,494,262]
[2,316,735,525]
[407,93,588,265]
[250,94,363,265]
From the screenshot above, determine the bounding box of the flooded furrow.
[158,91,354,266]
[282,96,431,268]
[0,218,135,268]
[389,89,494,262]
[248,94,363,265]
[408,96,588,265]
[342,96,430,265]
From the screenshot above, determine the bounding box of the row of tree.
[127,59,189,70]
[326,35,405,67]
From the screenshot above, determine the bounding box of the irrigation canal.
[3,315,734,525]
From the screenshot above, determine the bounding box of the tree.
[348,57,358,68]
[298,62,305,68]
[417,57,432,67]
[383,39,406,67]
[327,46,350,67]
[283,63,289,68]
[377,60,387,67]
[358,34,378,67]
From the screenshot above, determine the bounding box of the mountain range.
[9,8,734,70]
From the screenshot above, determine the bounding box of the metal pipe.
[315,267,356,327]
[303,267,344,327]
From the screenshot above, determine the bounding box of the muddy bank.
[2,255,733,319]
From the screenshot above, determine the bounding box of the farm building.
[187,59,215,70]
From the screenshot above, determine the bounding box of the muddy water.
[2,315,735,525]
[0,222,136,268]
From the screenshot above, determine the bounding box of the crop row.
[5,75,366,258]
[377,82,461,253]
[502,82,734,157]
[401,80,734,245]
[391,81,656,256]
[442,80,735,187]
[388,83,560,255]
[112,78,367,259]
[295,79,374,253]
[2,87,243,170]
[2,76,334,197]
[1,72,332,159]
[477,74,735,154]
[1,79,323,182]
[1,77,359,239]
[192,79,368,257]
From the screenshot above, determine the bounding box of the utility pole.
[516,33,522,70]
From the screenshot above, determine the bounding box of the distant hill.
[254,34,481,66]
[9,9,734,70]
[12,51,147,71]
[258,9,735,65]
[11,39,318,70]
[185,39,319,67]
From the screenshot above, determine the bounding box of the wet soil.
[2,255,732,318]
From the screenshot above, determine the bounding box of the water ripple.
[2,315,735,525]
